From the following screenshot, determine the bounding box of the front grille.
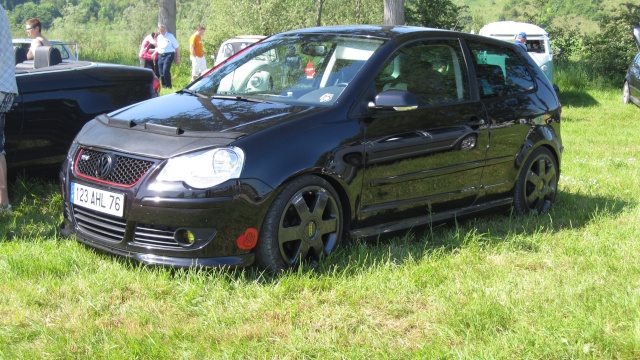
[73,206,127,243]
[133,224,182,249]
[75,148,155,186]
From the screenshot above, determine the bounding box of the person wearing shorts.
[189,25,207,82]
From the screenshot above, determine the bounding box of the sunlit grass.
[1,87,640,357]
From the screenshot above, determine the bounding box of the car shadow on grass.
[5,177,630,282]
[308,190,632,278]
[557,90,599,108]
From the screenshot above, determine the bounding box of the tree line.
[3,0,640,87]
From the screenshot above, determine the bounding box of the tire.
[513,147,558,215]
[256,175,344,272]
[623,81,631,104]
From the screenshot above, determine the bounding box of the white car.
[12,38,79,60]
[213,35,266,66]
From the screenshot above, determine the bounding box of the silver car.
[12,38,79,60]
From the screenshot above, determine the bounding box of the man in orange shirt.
[189,25,206,81]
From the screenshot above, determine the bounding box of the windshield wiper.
[178,89,209,99]
[211,94,273,104]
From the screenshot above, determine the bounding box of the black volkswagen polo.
[60,25,562,272]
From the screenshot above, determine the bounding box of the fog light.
[175,228,196,246]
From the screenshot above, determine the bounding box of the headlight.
[540,64,548,72]
[249,74,263,88]
[157,147,245,189]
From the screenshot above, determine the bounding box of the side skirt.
[349,198,513,238]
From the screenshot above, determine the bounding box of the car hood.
[74,92,324,159]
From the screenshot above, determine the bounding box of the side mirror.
[368,90,418,112]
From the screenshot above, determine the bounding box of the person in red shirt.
[138,32,159,77]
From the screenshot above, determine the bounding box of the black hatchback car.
[623,26,640,107]
[60,25,562,272]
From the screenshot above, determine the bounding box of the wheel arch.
[269,168,354,239]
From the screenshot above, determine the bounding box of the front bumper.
[59,151,275,269]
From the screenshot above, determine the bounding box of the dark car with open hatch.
[59,25,563,272]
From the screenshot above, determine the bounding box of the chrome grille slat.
[73,206,126,243]
[134,225,181,249]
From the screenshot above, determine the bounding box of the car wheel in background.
[623,81,631,104]
[256,175,344,273]
[513,147,558,215]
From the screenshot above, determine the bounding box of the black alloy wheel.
[513,147,558,215]
[256,175,344,272]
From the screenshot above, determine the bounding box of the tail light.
[152,75,161,97]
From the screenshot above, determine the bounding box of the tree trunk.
[316,0,324,27]
[158,0,177,35]
[384,0,405,25]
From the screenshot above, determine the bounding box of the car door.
[358,39,489,229]
[465,39,547,199]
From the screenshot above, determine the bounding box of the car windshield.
[190,34,386,106]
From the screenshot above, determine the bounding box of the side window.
[53,45,69,60]
[635,54,640,67]
[374,40,469,106]
[467,40,535,99]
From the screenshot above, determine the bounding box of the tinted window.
[375,40,470,107]
[467,40,535,99]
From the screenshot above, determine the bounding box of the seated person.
[25,18,51,60]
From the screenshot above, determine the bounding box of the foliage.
[499,0,556,28]
[547,23,585,62]
[581,2,640,83]
[2,0,639,90]
[7,1,59,34]
[405,0,467,30]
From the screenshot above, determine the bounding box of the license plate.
[71,182,124,217]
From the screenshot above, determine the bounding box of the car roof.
[274,25,457,40]
[479,21,548,37]
[223,35,266,42]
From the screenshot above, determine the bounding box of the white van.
[479,21,555,84]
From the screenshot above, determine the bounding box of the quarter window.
[467,40,535,99]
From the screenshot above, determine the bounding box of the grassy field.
[1,86,639,358]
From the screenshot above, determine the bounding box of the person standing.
[189,25,207,82]
[514,32,527,51]
[156,23,180,89]
[138,32,159,77]
[1,4,19,210]
[282,45,302,86]
[25,18,51,60]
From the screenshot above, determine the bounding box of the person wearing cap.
[515,32,527,51]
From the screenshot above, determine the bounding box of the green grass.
[1,87,640,358]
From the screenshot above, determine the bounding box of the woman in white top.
[25,18,51,60]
